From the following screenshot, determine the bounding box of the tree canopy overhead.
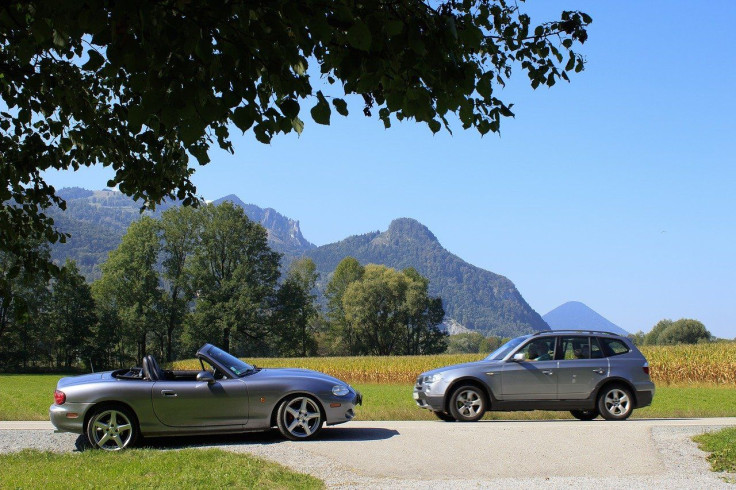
[0,0,590,274]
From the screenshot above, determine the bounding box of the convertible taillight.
[642,363,650,375]
[54,390,66,405]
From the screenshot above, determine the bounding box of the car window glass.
[518,338,555,361]
[560,336,590,360]
[601,338,630,356]
[591,337,604,359]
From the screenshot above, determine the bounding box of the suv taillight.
[54,390,66,405]
[642,363,650,375]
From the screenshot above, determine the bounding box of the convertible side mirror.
[511,353,526,362]
[196,371,216,384]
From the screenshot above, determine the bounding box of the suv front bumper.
[413,385,445,412]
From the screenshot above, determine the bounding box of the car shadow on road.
[75,426,399,451]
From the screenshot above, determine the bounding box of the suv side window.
[559,336,590,360]
[517,338,556,361]
[591,337,604,359]
[601,338,630,357]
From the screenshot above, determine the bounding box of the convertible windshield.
[485,335,530,361]
[206,345,254,376]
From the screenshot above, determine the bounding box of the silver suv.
[414,330,654,422]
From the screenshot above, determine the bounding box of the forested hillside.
[48,189,314,278]
[306,218,548,337]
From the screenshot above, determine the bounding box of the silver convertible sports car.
[50,344,362,450]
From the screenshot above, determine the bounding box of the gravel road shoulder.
[1,419,734,488]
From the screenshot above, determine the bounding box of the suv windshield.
[206,345,254,376]
[485,335,530,360]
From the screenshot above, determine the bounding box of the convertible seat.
[142,355,166,381]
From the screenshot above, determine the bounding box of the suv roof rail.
[532,329,622,337]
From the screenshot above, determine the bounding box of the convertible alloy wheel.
[86,406,138,450]
[277,396,323,440]
[598,385,633,421]
[448,385,486,422]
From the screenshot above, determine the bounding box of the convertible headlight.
[423,374,442,384]
[332,385,350,396]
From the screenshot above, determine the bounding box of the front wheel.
[276,395,324,440]
[598,385,634,421]
[433,411,456,422]
[570,409,599,421]
[85,405,138,450]
[448,385,486,422]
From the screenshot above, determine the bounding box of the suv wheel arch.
[444,378,493,413]
[594,378,638,408]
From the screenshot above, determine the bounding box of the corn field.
[171,342,736,385]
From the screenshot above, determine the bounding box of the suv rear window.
[600,338,630,357]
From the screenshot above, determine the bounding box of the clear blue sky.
[45,1,736,339]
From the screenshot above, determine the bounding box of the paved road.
[2,418,735,488]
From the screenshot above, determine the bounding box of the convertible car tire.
[276,395,324,441]
[86,405,139,450]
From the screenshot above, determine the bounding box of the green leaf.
[428,119,441,134]
[127,105,147,133]
[292,117,304,135]
[332,98,348,116]
[278,98,300,119]
[347,20,372,51]
[386,20,404,37]
[82,50,105,71]
[310,92,331,125]
[232,106,255,132]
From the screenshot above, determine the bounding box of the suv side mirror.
[511,353,526,362]
[196,371,216,384]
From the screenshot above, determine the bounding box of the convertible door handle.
[592,369,606,375]
[161,390,178,397]
[541,370,554,376]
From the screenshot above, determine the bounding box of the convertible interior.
[112,355,216,382]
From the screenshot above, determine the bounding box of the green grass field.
[3,375,736,421]
[0,448,323,489]
[693,427,736,480]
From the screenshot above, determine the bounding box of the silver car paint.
[50,350,360,438]
[414,332,655,414]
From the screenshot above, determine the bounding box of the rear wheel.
[448,385,486,422]
[433,411,456,422]
[570,409,599,421]
[276,395,324,440]
[598,385,634,421]
[85,405,138,450]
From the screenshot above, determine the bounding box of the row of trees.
[0,203,447,370]
[630,319,712,346]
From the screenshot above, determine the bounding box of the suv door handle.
[161,390,178,397]
[541,370,554,376]
[592,369,605,375]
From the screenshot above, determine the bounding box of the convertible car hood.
[56,371,112,388]
[251,368,344,385]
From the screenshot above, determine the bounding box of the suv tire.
[433,411,456,422]
[570,409,599,421]
[598,384,634,421]
[448,385,486,422]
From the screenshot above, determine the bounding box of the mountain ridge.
[305,217,548,337]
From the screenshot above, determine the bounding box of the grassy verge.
[0,448,323,489]
[4,375,736,421]
[693,427,736,478]
[0,374,62,421]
